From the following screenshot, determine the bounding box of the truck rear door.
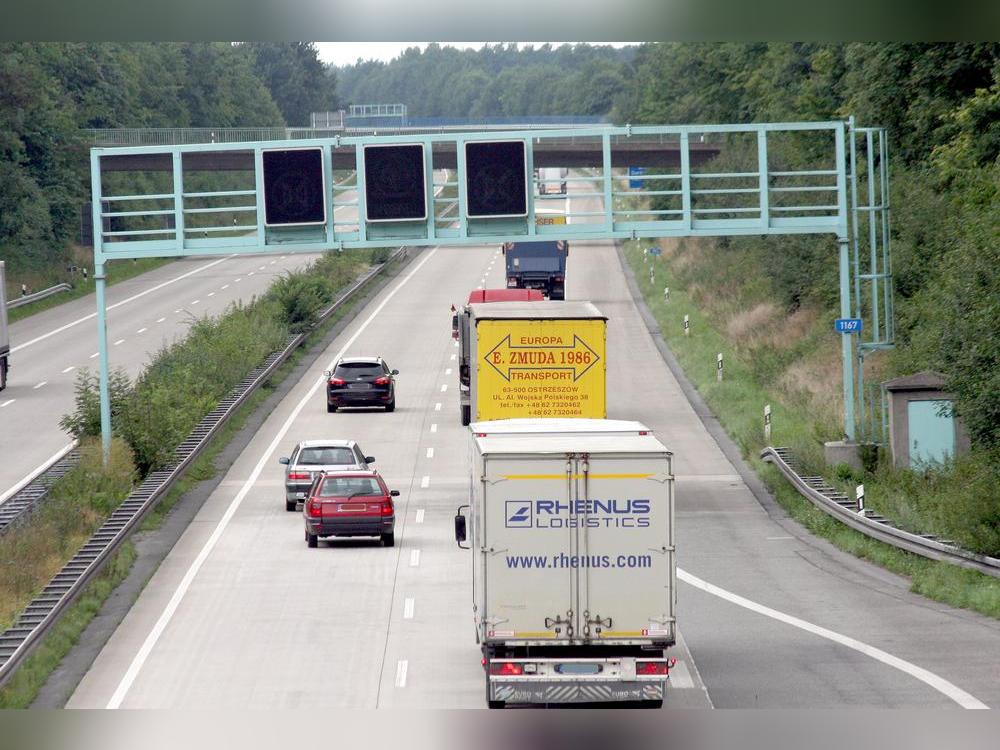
[575,452,674,642]
[483,453,576,641]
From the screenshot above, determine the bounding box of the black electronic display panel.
[465,140,528,218]
[262,148,327,227]
[363,143,427,222]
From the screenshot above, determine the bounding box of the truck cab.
[502,241,568,300]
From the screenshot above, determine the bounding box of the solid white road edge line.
[105,246,440,709]
[0,441,77,505]
[676,567,989,709]
[11,256,233,353]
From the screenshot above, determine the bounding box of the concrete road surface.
[66,188,1000,709]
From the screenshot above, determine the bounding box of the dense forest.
[336,43,636,118]
[0,42,336,277]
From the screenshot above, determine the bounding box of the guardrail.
[761,446,1000,578]
[7,284,72,310]
[0,444,81,534]
[0,245,413,688]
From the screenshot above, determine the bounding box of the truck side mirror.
[454,505,470,548]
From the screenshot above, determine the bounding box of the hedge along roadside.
[619,239,1000,620]
[0,246,416,696]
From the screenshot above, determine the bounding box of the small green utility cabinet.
[883,371,970,468]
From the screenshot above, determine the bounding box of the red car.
[303,471,398,548]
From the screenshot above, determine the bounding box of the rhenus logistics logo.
[505,499,651,529]
[505,501,533,528]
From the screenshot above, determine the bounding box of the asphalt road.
[66,188,1000,709]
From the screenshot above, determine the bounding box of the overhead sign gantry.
[89,120,892,455]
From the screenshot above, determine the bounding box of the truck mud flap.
[492,680,664,704]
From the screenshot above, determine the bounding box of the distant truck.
[0,261,9,391]
[454,418,676,708]
[538,167,568,195]
[503,241,568,300]
[454,299,606,425]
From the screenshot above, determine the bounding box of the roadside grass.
[623,239,1000,620]
[0,245,413,706]
[7,256,169,325]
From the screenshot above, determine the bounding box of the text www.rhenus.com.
[506,553,654,569]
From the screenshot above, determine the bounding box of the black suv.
[326,357,398,412]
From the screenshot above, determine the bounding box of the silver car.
[279,439,374,511]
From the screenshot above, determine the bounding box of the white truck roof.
[471,418,672,457]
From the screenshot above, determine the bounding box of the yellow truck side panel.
[475,318,606,420]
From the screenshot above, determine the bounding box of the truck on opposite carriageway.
[454,418,676,708]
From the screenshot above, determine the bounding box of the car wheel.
[327,402,337,413]
[385,399,395,413]
[307,532,318,548]
[461,404,471,426]
[286,499,297,512]
[381,532,395,547]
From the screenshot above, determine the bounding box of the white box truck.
[454,418,676,708]
[0,261,9,391]
[538,167,568,195]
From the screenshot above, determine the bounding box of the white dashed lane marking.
[420,476,430,488]
[0,399,14,408]
[33,381,47,389]
[61,366,75,374]
[415,509,424,524]
[450,353,456,361]
[221,285,229,290]
[430,424,437,433]
[90,352,99,359]
[434,403,441,411]
[409,550,421,567]
[156,317,165,323]
[191,300,200,305]
[445,368,452,375]
[207,292,215,297]
[395,660,408,687]
[113,339,125,346]
[440,384,447,392]
[403,598,415,619]
[426,448,434,458]
[136,327,147,334]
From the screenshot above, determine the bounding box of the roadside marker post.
[664,286,669,302]
[683,315,690,337]
[717,353,723,382]
[764,404,772,442]
[856,484,865,514]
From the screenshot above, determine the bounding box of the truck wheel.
[306,532,318,548]
[461,404,471,426]
[381,532,395,547]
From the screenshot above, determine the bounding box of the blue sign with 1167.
[835,318,863,333]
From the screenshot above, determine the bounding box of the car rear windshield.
[298,447,357,465]
[335,362,384,378]
[319,476,383,497]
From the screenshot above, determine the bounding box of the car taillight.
[381,499,394,516]
[289,472,311,480]
[374,376,390,385]
[307,499,322,517]
[328,377,345,386]
[636,661,669,675]
[490,662,523,676]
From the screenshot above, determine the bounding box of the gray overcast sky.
[314,42,634,67]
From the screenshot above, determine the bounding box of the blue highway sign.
[835,318,863,333]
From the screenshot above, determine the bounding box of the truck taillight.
[507,277,517,288]
[636,661,669,675]
[553,275,564,282]
[289,473,311,480]
[328,377,345,386]
[489,662,523,676]
[381,499,394,516]
[374,376,390,385]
